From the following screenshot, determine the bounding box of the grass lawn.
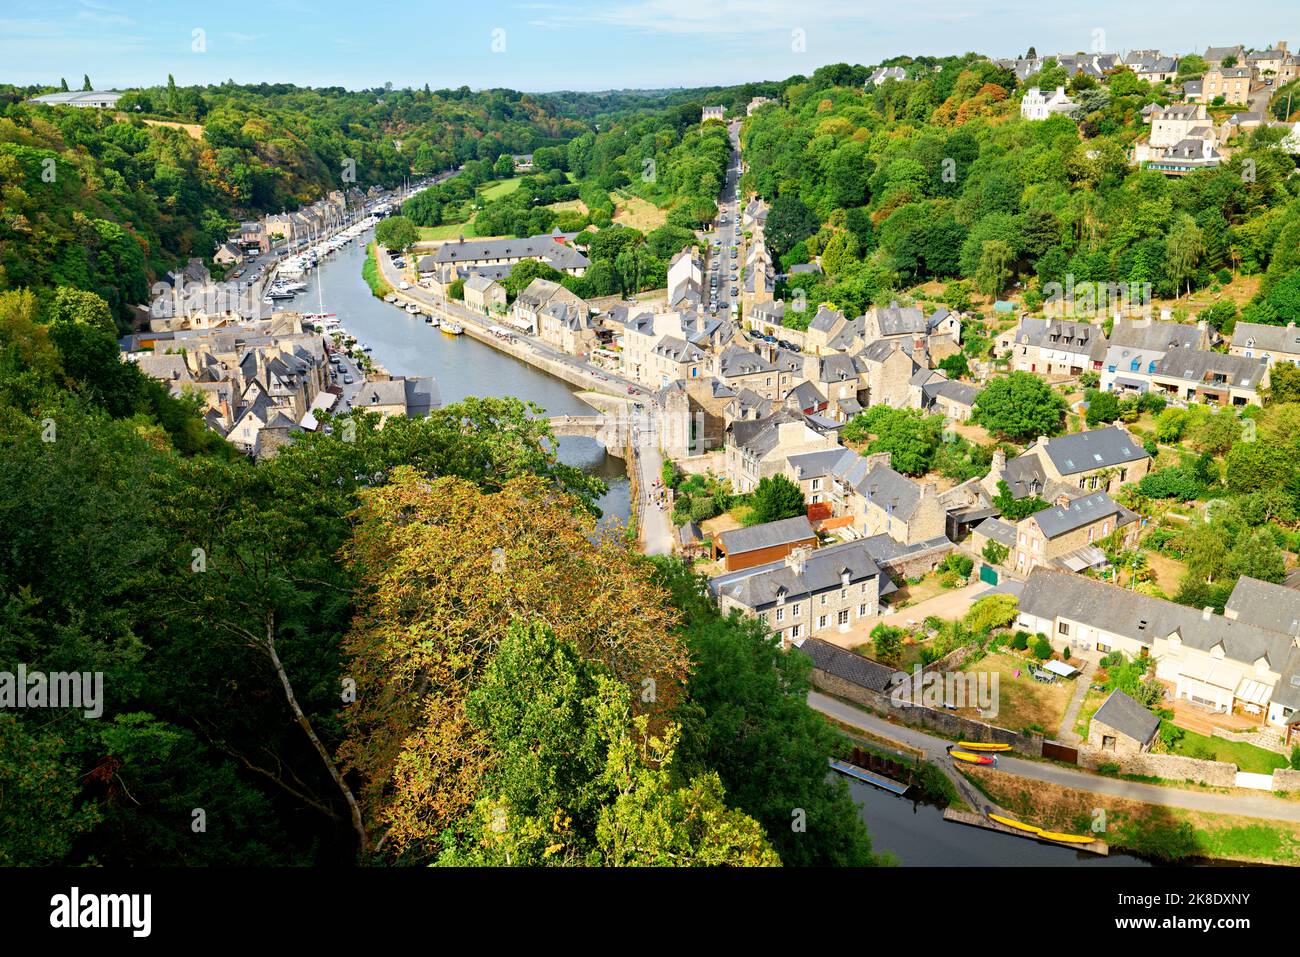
[887,573,952,608]
[1167,727,1289,774]
[964,765,1300,864]
[957,650,1073,733]
[1073,687,1108,739]
[417,220,484,241]
[479,176,524,201]
[611,191,667,231]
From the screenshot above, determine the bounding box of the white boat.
[424,314,439,327]
[405,303,420,314]
[441,322,464,336]
[384,293,398,303]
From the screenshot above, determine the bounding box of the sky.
[2,0,1297,93]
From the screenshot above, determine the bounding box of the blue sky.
[3,0,1297,92]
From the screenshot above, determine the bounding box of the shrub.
[1031,636,1053,660]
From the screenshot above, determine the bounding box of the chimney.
[786,547,808,576]
[991,448,1006,474]
[1035,436,1048,448]
[1054,493,1071,508]
[1202,607,1213,621]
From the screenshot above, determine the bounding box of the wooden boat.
[948,749,996,766]
[957,741,1012,752]
[987,813,1042,835]
[1039,830,1097,845]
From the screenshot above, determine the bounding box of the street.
[809,691,1300,824]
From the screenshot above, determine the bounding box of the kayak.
[1039,830,1096,844]
[957,741,1012,752]
[948,749,997,766]
[988,813,1042,835]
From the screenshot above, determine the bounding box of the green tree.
[374,215,419,252]
[972,372,1067,441]
[748,474,807,525]
[870,624,904,664]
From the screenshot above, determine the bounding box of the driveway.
[809,691,1300,824]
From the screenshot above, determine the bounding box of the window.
[811,478,822,491]
[790,624,801,639]
[817,615,828,630]
[837,609,850,626]
[775,607,785,623]
[791,603,801,617]
[858,603,867,617]
[1097,642,1111,653]
[820,594,827,606]
[1058,621,1070,635]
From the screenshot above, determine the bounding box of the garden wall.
[880,540,954,581]
[1271,768,1300,792]
[811,668,1043,754]
[1077,745,1237,787]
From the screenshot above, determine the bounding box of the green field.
[417,219,483,241]
[479,176,524,201]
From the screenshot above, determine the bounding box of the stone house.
[463,274,507,315]
[983,426,1151,501]
[1229,321,1300,367]
[724,412,838,493]
[1088,690,1160,755]
[709,540,892,647]
[1009,490,1139,575]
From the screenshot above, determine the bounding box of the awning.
[1055,544,1107,572]
[1113,376,1149,392]
[1044,659,1079,678]
[1179,656,1239,692]
[1234,677,1274,707]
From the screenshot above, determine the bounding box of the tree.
[972,372,1067,441]
[870,624,904,664]
[965,594,1018,634]
[82,74,92,91]
[434,620,778,867]
[994,479,1051,521]
[748,474,807,525]
[1267,362,1300,404]
[492,154,514,178]
[1085,389,1120,426]
[374,215,419,253]
[651,559,879,866]
[337,469,689,860]
[982,540,1009,565]
[937,352,970,379]
[59,77,69,92]
[865,408,944,476]
[974,239,1014,298]
[1165,214,1204,298]
[765,194,819,256]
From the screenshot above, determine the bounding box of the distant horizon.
[2,0,1296,94]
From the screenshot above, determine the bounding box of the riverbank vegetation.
[361,242,391,298]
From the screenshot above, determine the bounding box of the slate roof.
[1151,349,1267,390]
[809,305,844,334]
[432,234,589,271]
[796,638,898,692]
[973,516,1017,548]
[717,516,816,556]
[932,378,978,408]
[787,447,853,480]
[1225,577,1300,637]
[786,380,827,410]
[1019,569,1295,667]
[708,537,886,611]
[1030,491,1135,539]
[872,301,930,336]
[1093,690,1160,745]
[718,345,777,377]
[1038,426,1149,476]
[1227,321,1300,356]
[859,464,928,522]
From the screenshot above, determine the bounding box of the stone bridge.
[547,415,607,438]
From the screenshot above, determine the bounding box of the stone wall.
[1077,745,1237,787]
[811,668,1042,754]
[879,539,954,582]
[1212,725,1288,755]
[1272,768,1300,792]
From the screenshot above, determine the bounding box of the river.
[847,779,1152,866]
[289,230,631,527]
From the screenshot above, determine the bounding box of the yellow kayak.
[988,813,1043,835]
[1040,830,1096,844]
[957,741,1012,752]
[949,749,997,766]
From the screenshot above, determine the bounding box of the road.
[809,691,1300,824]
[700,120,744,319]
[633,416,674,555]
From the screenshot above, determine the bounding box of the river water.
[847,779,1151,866]
[291,231,630,526]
